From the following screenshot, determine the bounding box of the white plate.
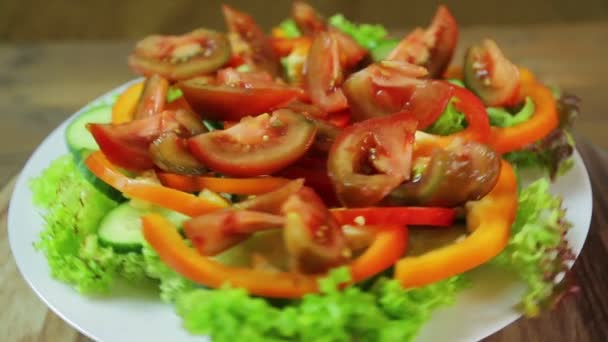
[8,81,593,342]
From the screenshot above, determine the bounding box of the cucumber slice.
[74,149,125,202]
[98,202,189,253]
[65,106,123,201]
[66,106,112,154]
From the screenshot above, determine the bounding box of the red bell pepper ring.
[142,213,407,298]
[331,207,456,227]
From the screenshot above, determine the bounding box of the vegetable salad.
[30,2,580,341]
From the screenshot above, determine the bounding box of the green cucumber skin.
[65,106,125,202]
[98,203,146,253]
[98,202,189,253]
[66,106,112,152]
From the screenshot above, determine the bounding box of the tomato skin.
[184,209,285,256]
[292,1,366,68]
[236,179,305,214]
[464,39,522,107]
[128,29,231,81]
[343,61,453,127]
[188,109,317,177]
[177,76,302,121]
[134,74,169,119]
[88,113,165,171]
[282,187,348,273]
[387,5,458,78]
[222,5,281,76]
[384,140,501,207]
[328,114,417,207]
[304,32,348,113]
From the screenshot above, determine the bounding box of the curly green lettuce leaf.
[175,267,467,342]
[425,98,467,135]
[493,179,574,316]
[329,14,388,50]
[142,243,196,302]
[30,155,148,293]
[487,96,535,127]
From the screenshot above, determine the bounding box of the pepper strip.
[330,207,456,227]
[142,213,407,298]
[112,82,143,124]
[395,159,517,287]
[488,69,559,153]
[85,151,228,216]
[157,172,291,194]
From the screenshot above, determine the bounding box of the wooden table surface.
[1,22,608,341]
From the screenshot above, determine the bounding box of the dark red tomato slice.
[222,5,281,77]
[282,187,348,273]
[150,132,207,175]
[464,39,522,107]
[384,140,501,207]
[177,74,302,121]
[89,110,205,171]
[292,1,366,69]
[128,29,231,81]
[88,113,166,171]
[216,68,274,86]
[188,109,317,177]
[387,5,458,78]
[328,114,417,207]
[184,209,285,256]
[134,74,169,119]
[292,0,326,34]
[344,61,453,127]
[305,32,348,113]
[236,179,305,214]
[280,101,342,152]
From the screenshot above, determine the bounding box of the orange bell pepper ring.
[395,159,518,287]
[156,172,291,195]
[142,213,407,298]
[85,151,227,216]
[112,82,144,124]
[488,69,559,153]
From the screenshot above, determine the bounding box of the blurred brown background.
[1,0,608,41]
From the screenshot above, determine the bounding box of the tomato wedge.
[88,113,166,171]
[134,74,169,119]
[387,5,458,78]
[282,187,349,273]
[184,209,285,256]
[304,32,348,113]
[292,0,366,68]
[128,29,231,81]
[464,39,522,107]
[330,207,456,227]
[222,5,281,76]
[142,213,406,298]
[328,115,417,207]
[177,73,302,121]
[189,109,317,177]
[344,61,453,126]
